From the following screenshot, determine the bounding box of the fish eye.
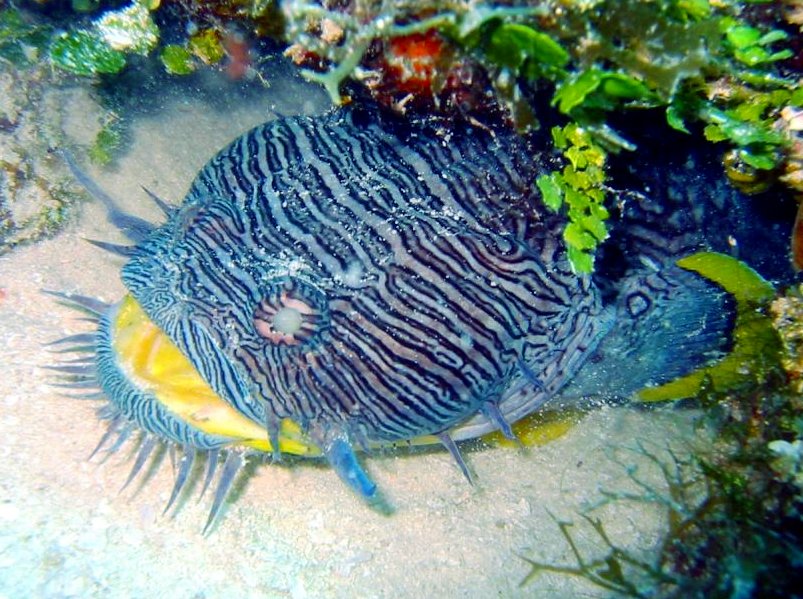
[252,276,329,347]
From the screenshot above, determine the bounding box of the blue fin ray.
[203,451,243,534]
[436,432,474,485]
[323,436,377,499]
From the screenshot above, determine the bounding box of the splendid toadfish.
[49,103,771,529]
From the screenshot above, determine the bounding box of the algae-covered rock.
[96,0,158,55]
[0,62,104,254]
[771,284,803,393]
[0,6,51,67]
[188,29,225,65]
[49,0,159,77]
[160,45,195,75]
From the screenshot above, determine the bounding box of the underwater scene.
[1,0,802,597]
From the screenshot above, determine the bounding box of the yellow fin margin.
[636,252,780,402]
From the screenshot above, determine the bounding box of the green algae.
[521,416,803,597]
[88,114,124,166]
[481,22,569,77]
[537,123,610,273]
[0,9,90,254]
[3,4,800,592]
[49,0,158,77]
[722,17,793,67]
[520,255,803,597]
[520,441,702,596]
[188,29,225,65]
[0,7,51,67]
[160,45,195,75]
[160,29,227,76]
[23,0,800,271]
[50,29,127,76]
[284,0,799,270]
[281,1,798,271]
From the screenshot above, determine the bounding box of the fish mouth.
[106,293,319,456]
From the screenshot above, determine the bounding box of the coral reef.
[278,0,801,272]
[50,0,159,76]
[0,8,88,253]
[772,284,803,393]
[9,0,798,272]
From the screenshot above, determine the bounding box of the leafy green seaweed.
[536,123,610,273]
[49,0,159,77]
[88,114,124,166]
[161,44,195,75]
[22,0,802,271]
[50,29,127,76]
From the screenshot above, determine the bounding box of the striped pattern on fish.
[122,105,606,447]
[53,101,772,526]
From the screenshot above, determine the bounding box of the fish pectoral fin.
[325,436,377,499]
[481,401,522,447]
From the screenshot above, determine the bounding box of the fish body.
[123,106,606,446]
[52,104,758,524]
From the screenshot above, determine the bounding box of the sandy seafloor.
[0,61,708,598]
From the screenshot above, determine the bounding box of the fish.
[49,103,770,529]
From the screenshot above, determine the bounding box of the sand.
[0,61,702,598]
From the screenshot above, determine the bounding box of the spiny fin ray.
[481,401,522,446]
[43,364,95,377]
[203,451,243,534]
[164,446,196,515]
[45,333,97,347]
[199,449,220,500]
[436,432,474,485]
[49,379,99,389]
[141,186,174,216]
[122,435,158,491]
[85,238,136,257]
[103,425,133,460]
[90,418,123,459]
[517,357,546,392]
[42,290,109,317]
[61,149,155,243]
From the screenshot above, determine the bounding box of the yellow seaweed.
[485,409,582,448]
